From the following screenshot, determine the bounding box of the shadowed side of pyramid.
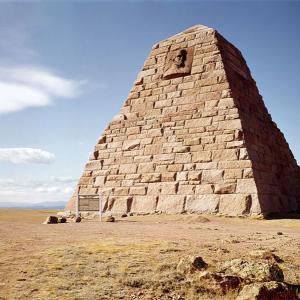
[216,33,300,216]
[66,24,300,218]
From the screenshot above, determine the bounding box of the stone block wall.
[217,33,300,215]
[66,25,300,217]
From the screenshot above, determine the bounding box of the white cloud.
[7,67,81,98]
[34,186,61,193]
[51,176,78,183]
[0,82,51,113]
[0,147,54,164]
[0,66,84,114]
[0,177,77,203]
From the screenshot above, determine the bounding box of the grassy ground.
[0,209,299,299]
[0,209,59,223]
[6,239,237,300]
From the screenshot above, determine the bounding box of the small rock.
[177,256,208,274]
[75,216,82,223]
[121,213,127,218]
[104,216,115,222]
[58,217,67,223]
[43,216,58,224]
[237,281,296,300]
[219,259,284,282]
[277,232,283,235]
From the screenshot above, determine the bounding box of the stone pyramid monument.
[66,24,300,217]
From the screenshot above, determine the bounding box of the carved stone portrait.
[163,47,194,79]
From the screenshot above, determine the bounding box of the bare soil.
[0,209,299,299]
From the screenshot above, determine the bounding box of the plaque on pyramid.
[66,24,300,217]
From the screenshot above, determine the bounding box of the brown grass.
[0,209,299,299]
[6,239,238,300]
[0,209,59,223]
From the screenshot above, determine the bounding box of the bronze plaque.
[78,196,99,211]
[163,47,194,79]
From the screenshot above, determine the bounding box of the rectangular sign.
[78,195,99,211]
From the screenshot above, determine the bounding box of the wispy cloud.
[0,147,54,164]
[0,177,77,203]
[0,66,84,114]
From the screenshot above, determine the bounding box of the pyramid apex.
[182,24,212,32]
[165,24,213,40]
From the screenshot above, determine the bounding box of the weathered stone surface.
[198,271,244,295]
[173,146,190,153]
[109,196,132,214]
[202,170,224,183]
[236,179,258,194]
[178,184,195,195]
[131,196,157,213]
[177,256,208,274]
[224,169,243,179]
[94,176,106,186]
[185,195,220,213]
[212,149,239,161]
[214,183,236,194]
[219,194,252,215]
[66,24,300,218]
[137,162,155,173]
[185,117,212,128]
[130,186,147,195]
[188,171,201,181]
[43,216,58,224]
[161,182,178,195]
[195,184,214,194]
[218,119,242,130]
[122,139,140,151]
[141,173,161,183]
[119,164,137,174]
[236,281,296,300]
[114,187,129,196]
[219,259,284,282]
[156,195,185,213]
[192,151,212,163]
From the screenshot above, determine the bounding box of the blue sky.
[0,0,299,203]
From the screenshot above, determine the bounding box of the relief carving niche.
[163,47,194,79]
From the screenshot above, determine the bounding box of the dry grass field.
[0,209,299,299]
